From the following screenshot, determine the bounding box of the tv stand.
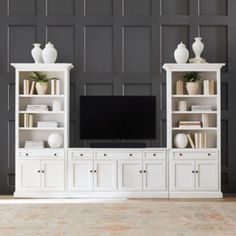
[90,142,146,148]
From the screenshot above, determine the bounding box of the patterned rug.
[0,199,235,236]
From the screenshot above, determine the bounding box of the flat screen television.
[80,96,156,139]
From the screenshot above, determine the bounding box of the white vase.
[52,100,62,111]
[192,37,204,58]
[178,101,188,111]
[31,43,43,63]
[35,82,48,95]
[186,82,199,95]
[174,42,189,64]
[42,42,58,63]
[174,133,188,148]
[48,133,63,148]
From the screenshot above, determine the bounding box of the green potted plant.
[30,72,49,95]
[184,72,201,95]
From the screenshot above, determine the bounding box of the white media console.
[12,63,224,198]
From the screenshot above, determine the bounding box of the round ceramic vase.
[174,42,189,64]
[42,42,58,63]
[174,133,188,148]
[48,133,63,148]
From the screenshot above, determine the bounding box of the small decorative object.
[189,37,206,63]
[174,42,189,64]
[30,72,49,95]
[178,101,188,111]
[42,42,58,63]
[52,100,62,111]
[48,133,63,148]
[184,72,201,95]
[31,43,43,63]
[174,133,188,148]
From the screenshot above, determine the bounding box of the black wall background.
[0,0,235,194]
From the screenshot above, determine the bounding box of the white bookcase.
[12,64,73,196]
[163,63,224,198]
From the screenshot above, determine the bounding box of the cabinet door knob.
[41,170,45,173]
[192,170,195,173]
[90,170,93,173]
[104,154,106,156]
[143,170,146,173]
[37,170,40,173]
[94,170,97,173]
[195,171,199,173]
[139,170,142,173]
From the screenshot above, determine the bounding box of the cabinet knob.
[26,153,28,156]
[129,153,132,156]
[54,153,57,156]
[192,170,195,173]
[104,154,106,156]
[143,170,146,173]
[179,153,182,157]
[94,170,97,173]
[90,170,93,173]
[208,153,211,156]
[139,170,142,173]
[37,170,40,173]
[195,171,199,173]
[41,170,45,173]
[153,153,156,157]
[80,153,83,156]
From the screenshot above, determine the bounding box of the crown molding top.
[11,63,74,70]
[163,63,225,71]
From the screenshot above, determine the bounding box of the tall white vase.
[31,43,43,63]
[192,37,204,58]
[42,42,58,63]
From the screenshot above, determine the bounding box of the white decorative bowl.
[174,133,188,148]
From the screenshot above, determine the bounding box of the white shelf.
[172,95,217,98]
[172,111,217,114]
[19,128,64,131]
[172,127,217,131]
[19,95,64,98]
[19,111,64,114]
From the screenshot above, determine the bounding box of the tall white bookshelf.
[163,63,225,198]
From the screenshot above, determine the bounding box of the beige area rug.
[0,199,235,236]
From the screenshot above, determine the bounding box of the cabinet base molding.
[169,191,223,198]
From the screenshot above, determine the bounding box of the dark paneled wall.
[0,0,235,194]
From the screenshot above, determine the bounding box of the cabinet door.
[41,160,65,191]
[94,160,117,191]
[19,160,41,190]
[68,160,93,191]
[143,160,166,191]
[170,161,195,191]
[195,161,218,191]
[118,160,142,191]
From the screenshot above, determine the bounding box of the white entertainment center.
[12,63,224,198]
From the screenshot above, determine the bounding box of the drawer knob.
[26,153,28,156]
[179,153,182,156]
[80,154,83,156]
[129,154,132,156]
[54,153,57,156]
[153,154,156,157]
[208,153,211,156]
[104,154,106,156]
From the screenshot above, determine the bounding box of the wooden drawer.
[70,151,93,159]
[143,151,166,160]
[19,149,64,158]
[172,151,218,159]
[95,151,142,160]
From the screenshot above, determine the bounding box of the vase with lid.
[174,42,189,64]
[42,42,58,63]
[31,43,43,63]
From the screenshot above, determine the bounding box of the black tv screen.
[80,96,156,139]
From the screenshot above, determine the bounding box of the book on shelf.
[51,79,61,95]
[26,105,49,112]
[24,140,45,149]
[179,121,201,128]
[192,132,207,149]
[203,80,215,95]
[29,81,35,95]
[191,105,213,112]
[37,121,59,128]
[176,80,184,95]
[23,80,30,95]
[201,114,210,127]
[23,114,33,128]
[187,134,195,148]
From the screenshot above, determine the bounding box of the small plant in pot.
[30,72,49,95]
[184,72,201,95]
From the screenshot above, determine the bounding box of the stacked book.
[191,105,213,112]
[186,133,207,149]
[26,105,49,112]
[176,80,184,95]
[51,79,61,95]
[24,114,33,128]
[203,80,215,95]
[201,114,210,127]
[37,121,59,128]
[24,140,45,149]
[23,80,36,95]
[179,121,201,129]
